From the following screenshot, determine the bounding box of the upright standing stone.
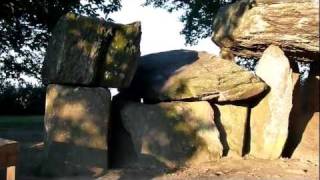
[213,104,248,157]
[42,84,110,177]
[291,112,319,163]
[284,73,319,163]
[250,45,293,159]
[120,101,223,169]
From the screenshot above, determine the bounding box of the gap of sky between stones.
[106,0,220,96]
[108,0,220,56]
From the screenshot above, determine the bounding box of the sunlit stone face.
[42,84,111,176]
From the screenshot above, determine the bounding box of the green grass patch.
[0,115,43,130]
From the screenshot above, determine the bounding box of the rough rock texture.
[42,84,110,177]
[211,0,319,62]
[291,112,319,163]
[122,50,267,102]
[98,22,141,88]
[42,13,141,88]
[283,73,319,163]
[250,45,293,159]
[212,104,248,157]
[108,94,140,168]
[120,101,223,169]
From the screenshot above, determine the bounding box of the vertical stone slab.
[285,73,319,163]
[42,84,110,177]
[292,111,319,163]
[213,104,248,157]
[120,101,223,169]
[250,45,293,159]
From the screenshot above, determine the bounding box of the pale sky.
[109,0,220,56]
[23,0,220,86]
[108,0,220,95]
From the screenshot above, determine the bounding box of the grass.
[0,115,43,130]
[0,116,45,177]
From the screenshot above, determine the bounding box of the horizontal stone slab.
[211,0,319,62]
[121,50,267,102]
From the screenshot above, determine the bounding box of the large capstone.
[41,84,110,177]
[122,50,267,102]
[120,101,223,169]
[250,45,293,159]
[42,13,141,88]
[211,0,319,62]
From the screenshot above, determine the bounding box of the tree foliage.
[0,0,121,84]
[144,0,236,45]
[0,84,46,115]
[0,0,237,85]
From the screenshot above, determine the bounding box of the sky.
[107,0,220,96]
[108,0,220,56]
[21,0,220,87]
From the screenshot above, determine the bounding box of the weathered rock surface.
[283,73,319,163]
[122,50,267,102]
[120,101,223,168]
[42,84,110,176]
[250,45,293,159]
[98,22,141,88]
[211,0,319,62]
[42,13,141,88]
[213,104,248,157]
[291,112,319,163]
[108,94,140,168]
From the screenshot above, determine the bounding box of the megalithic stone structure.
[42,13,141,88]
[250,45,293,159]
[120,101,223,168]
[41,13,142,177]
[121,50,267,102]
[211,0,319,62]
[42,84,111,176]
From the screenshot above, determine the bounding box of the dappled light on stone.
[118,101,222,169]
[42,13,141,88]
[34,1,320,178]
[42,84,110,176]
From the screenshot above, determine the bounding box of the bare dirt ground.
[0,123,318,180]
[22,157,318,180]
[21,143,319,180]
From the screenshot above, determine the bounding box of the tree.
[0,0,236,85]
[0,0,121,84]
[144,0,236,45]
